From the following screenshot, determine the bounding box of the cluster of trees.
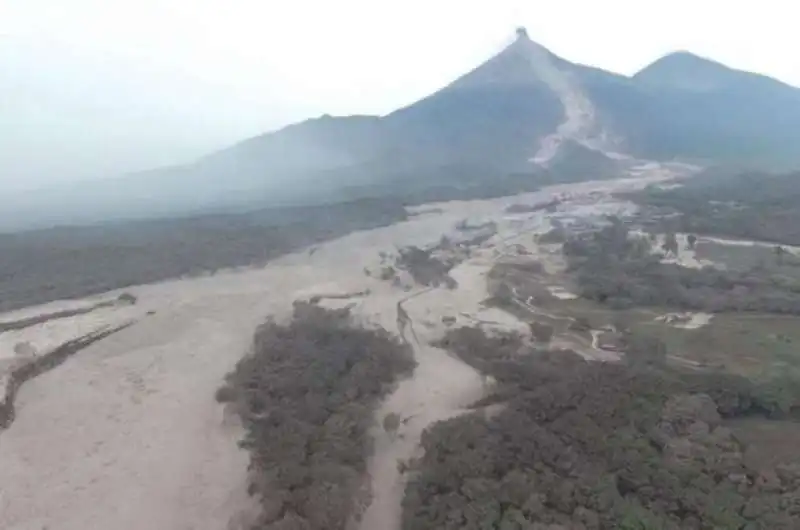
[563,220,800,314]
[403,326,800,529]
[538,227,569,244]
[395,246,459,288]
[0,197,408,313]
[218,303,415,529]
[629,169,800,246]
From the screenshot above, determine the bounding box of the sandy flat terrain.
[0,170,684,530]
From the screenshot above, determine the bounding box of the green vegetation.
[563,219,800,314]
[0,198,408,313]
[631,169,800,246]
[395,246,459,288]
[400,168,800,529]
[629,313,800,380]
[538,226,569,244]
[694,241,800,276]
[117,292,138,305]
[403,327,800,529]
[587,52,800,168]
[218,303,415,530]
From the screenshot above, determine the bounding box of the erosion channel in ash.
[0,165,686,530]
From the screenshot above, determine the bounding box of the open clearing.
[0,169,689,530]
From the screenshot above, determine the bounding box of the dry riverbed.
[0,170,685,530]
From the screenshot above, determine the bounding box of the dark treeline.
[629,169,800,246]
[0,198,407,313]
[563,220,800,314]
[218,303,415,530]
[403,327,800,529]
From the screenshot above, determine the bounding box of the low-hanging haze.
[2,0,797,192]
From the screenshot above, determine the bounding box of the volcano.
[7,28,800,227]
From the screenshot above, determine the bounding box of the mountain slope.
[7,30,800,230]
[198,38,800,185]
[382,33,564,169]
[202,31,567,184]
[634,51,751,92]
[185,29,613,197]
[580,52,800,167]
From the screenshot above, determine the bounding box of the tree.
[625,333,667,368]
[662,232,679,257]
[775,245,787,266]
[492,281,514,306]
[383,412,401,436]
[529,321,554,343]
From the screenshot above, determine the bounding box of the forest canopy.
[403,328,800,530]
[219,303,415,530]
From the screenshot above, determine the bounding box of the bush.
[529,321,554,343]
[538,227,568,244]
[117,292,138,305]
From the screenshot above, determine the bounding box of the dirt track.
[0,170,687,530]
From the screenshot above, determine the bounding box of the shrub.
[117,292,138,305]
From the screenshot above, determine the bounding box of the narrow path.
[357,286,492,530]
[590,329,600,350]
[357,248,539,530]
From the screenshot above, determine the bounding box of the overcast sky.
[1,0,796,189]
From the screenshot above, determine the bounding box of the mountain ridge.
[5,29,800,230]
[634,50,800,92]
[196,31,800,176]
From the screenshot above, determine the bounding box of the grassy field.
[628,313,800,379]
[537,292,800,382]
[543,296,660,329]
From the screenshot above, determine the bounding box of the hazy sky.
[1,0,796,189]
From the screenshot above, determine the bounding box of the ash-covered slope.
[154,29,618,203]
[198,28,571,193]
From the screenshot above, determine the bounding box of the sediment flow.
[0,168,685,530]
